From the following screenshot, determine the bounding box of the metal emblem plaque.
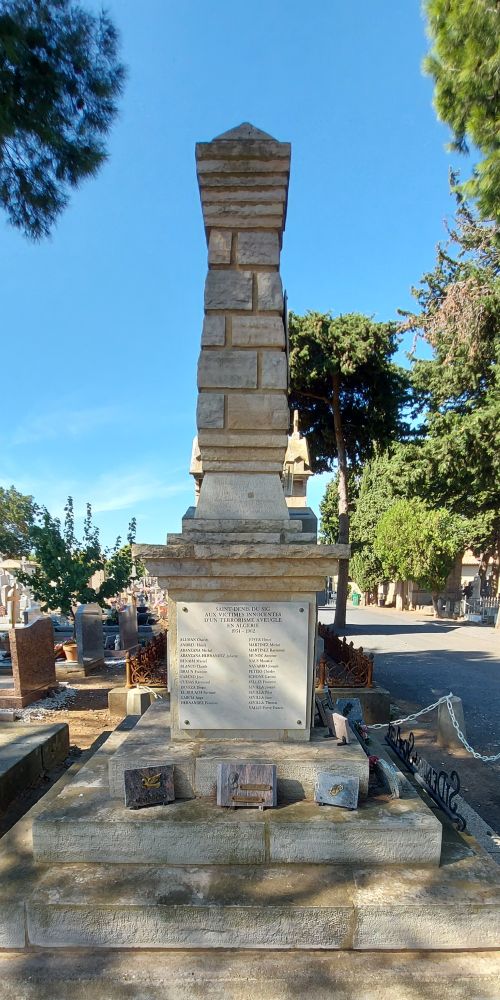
[124,764,175,809]
[314,771,359,810]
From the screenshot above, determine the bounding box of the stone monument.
[75,603,105,674]
[136,123,349,742]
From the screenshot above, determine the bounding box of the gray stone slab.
[118,605,138,652]
[27,863,354,950]
[204,271,252,310]
[315,772,359,809]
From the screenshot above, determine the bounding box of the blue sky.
[1,1,469,547]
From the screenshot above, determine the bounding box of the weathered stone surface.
[197,394,225,429]
[0,722,69,810]
[204,271,253,310]
[1,950,500,999]
[198,350,257,389]
[208,229,232,264]
[257,272,283,310]
[197,157,290,174]
[193,472,289,520]
[437,696,466,750]
[232,315,285,347]
[227,393,289,430]
[203,189,287,204]
[260,351,287,388]
[197,430,287,448]
[237,231,280,264]
[202,314,226,346]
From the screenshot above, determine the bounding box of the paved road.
[319,604,500,832]
[319,604,500,752]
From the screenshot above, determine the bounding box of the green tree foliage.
[289,311,411,627]
[403,196,500,584]
[349,446,430,598]
[0,484,37,556]
[319,478,340,544]
[16,496,137,617]
[0,0,125,238]
[423,0,500,220]
[374,498,468,613]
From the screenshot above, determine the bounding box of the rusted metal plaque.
[314,771,359,809]
[124,764,175,809]
[217,762,277,809]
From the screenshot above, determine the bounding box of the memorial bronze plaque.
[217,761,277,809]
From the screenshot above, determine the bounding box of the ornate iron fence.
[317,624,374,688]
[125,632,167,688]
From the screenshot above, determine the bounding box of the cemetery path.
[319,605,500,835]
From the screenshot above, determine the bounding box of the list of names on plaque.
[177,602,309,730]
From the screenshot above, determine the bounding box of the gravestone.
[75,603,105,675]
[1,617,56,709]
[119,605,139,653]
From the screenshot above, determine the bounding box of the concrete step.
[32,780,442,866]
[1,949,500,1000]
[20,850,500,951]
[0,722,69,810]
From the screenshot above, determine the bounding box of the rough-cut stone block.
[204,205,284,223]
[237,231,280,265]
[232,315,285,347]
[208,230,232,264]
[203,188,287,204]
[257,272,283,310]
[197,393,225,429]
[0,901,25,948]
[198,158,289,174]
[202,314,226,346]
[261,351,287,388]
[205,271,253,310]
[227,393,289,430]
[198,350,257,389]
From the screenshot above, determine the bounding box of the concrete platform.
[108,699,370,801]
[32,783,442,867]
[19,851,500,950]
[1,951,499,1000]
[0,722,69,810]
[1,717,500,955]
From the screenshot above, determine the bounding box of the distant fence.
[317,624,374,688]
[126,632,167,688]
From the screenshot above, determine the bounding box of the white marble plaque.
[177,602,309,730]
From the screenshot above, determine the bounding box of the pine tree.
[0,0,125,238]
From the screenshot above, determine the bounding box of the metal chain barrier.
[367,691,500,763]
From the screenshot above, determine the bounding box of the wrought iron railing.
[317,624,374,688]
[125,632,167,688]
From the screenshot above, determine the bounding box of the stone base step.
[32,781,442,866]
[1,950,500,1000]
[18,852,500,951]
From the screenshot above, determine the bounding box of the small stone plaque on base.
[124,764,175,809]
[332,697,365,725]
[314,771,359,810]
[331,712,351,744]
[217,762,277,809]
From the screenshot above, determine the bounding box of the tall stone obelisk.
[135,124,349,743]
